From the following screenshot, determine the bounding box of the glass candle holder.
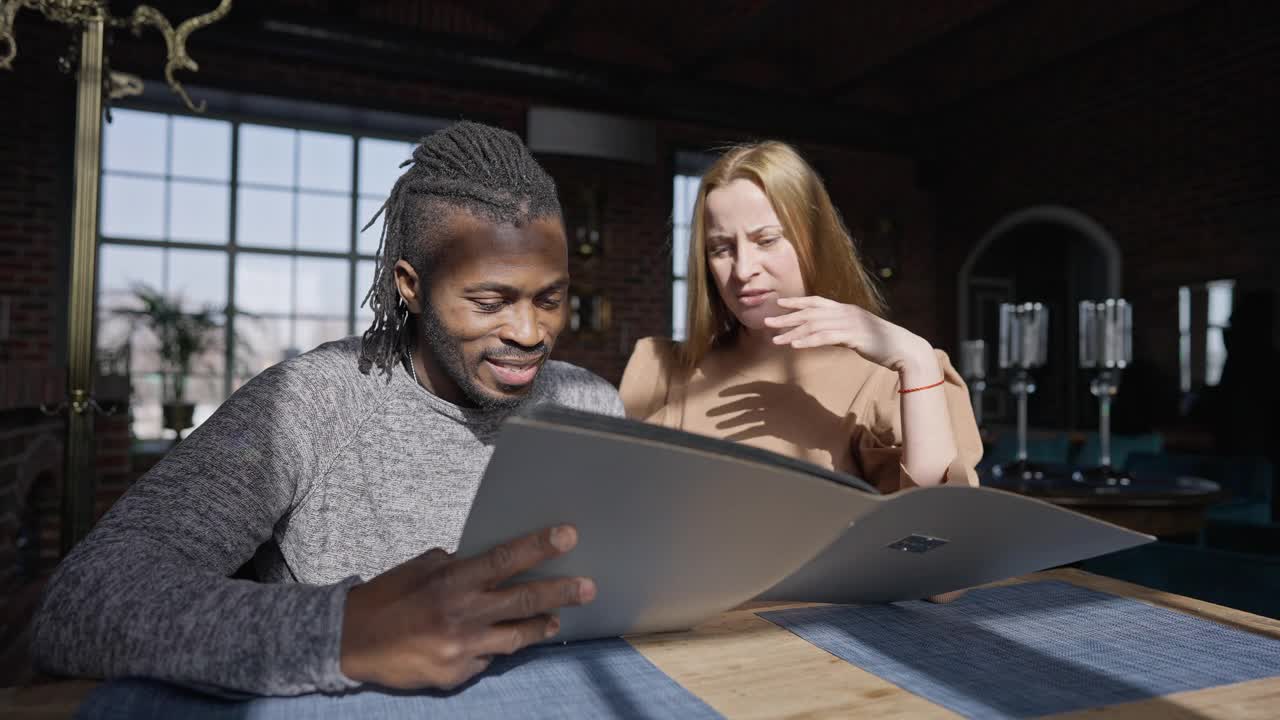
[994,302,1049,482]
[1073,299,1134,487]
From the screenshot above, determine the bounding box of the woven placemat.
[76,637,720,720]
[759,580,1280,718]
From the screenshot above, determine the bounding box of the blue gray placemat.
[76,637,720,720]
[759,580,1280,719]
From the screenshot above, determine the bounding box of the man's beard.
[418,306,544,412]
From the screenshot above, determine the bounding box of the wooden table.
[4,569,1279,719]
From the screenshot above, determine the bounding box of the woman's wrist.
[896,340,940,387]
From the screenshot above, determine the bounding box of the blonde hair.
[679,141,885,369]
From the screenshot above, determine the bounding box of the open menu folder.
[456,405,1153,643]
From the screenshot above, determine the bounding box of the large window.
[97,108,418,438]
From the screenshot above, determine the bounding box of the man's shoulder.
[270,336,368,383]
[539,360,614,393]
[242,337,387,409]
[538,361,624,417]
[295,336,365,368]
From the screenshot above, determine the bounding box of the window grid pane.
[98,244,165,308]
[294,317,350,356]
[236,187,294,249]
[169,181,230,244]
[235,252,293,315]
[1204,279,1234,387]
[1206,280,1234,328]
[296,192,352,252]
[299,131,353,192]
[101,175,165,240]
[671,173,701,340]
[355,259,378,325]
[294,256,350,316]
[358,138,414,198]
[357,196,387,255]
[171,115,232,181]
[168,248,229,311]
[1206,327,1227,386]
[672,279,688,342]
[672,226,690,279]
[103,109,167,175]
[238,124,296,187]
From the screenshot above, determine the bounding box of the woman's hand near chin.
[764,296,936,376]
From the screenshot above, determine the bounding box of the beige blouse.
[619,337,983,493]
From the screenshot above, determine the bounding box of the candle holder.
[991,302,1049,483]
[959,340,987,428]
[1072,299,1133,488]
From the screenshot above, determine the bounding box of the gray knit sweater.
[30,338,624,696]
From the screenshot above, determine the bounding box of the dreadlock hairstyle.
[357,121,563,377]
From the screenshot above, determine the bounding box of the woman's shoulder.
[624,337,681,380]
[620,337,683,420]
[634,335,678,356]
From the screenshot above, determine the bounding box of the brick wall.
[0,22,72,577]
[0,21,137,575]
[0,23,70,369]
[802,144,938,343]
[539,154,669,384]
[926,0,1280,407]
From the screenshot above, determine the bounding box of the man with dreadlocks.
[32,122,624,696]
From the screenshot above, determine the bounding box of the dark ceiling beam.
[321,1,352,14]
[515,0,579,49]
[820,0,1016,98]
[675,0,791,77]
[853,0,1207,114]
[915,0,1209,122]
[326,1,360,20]
[197,8,908,151]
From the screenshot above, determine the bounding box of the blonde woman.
[621,142,982,493]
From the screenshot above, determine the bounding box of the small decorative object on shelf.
[993,302,1049,482]
[959,339,987,427]
[861,214,899,281]
[569,292,611,334]
[565,182,604,259]
[1073,298,1133,487]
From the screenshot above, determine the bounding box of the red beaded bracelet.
[899,378,945,394]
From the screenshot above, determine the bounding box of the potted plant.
[118,285,230,440]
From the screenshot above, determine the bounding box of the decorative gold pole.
[5,1,232,554]
[61,13,104,555]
